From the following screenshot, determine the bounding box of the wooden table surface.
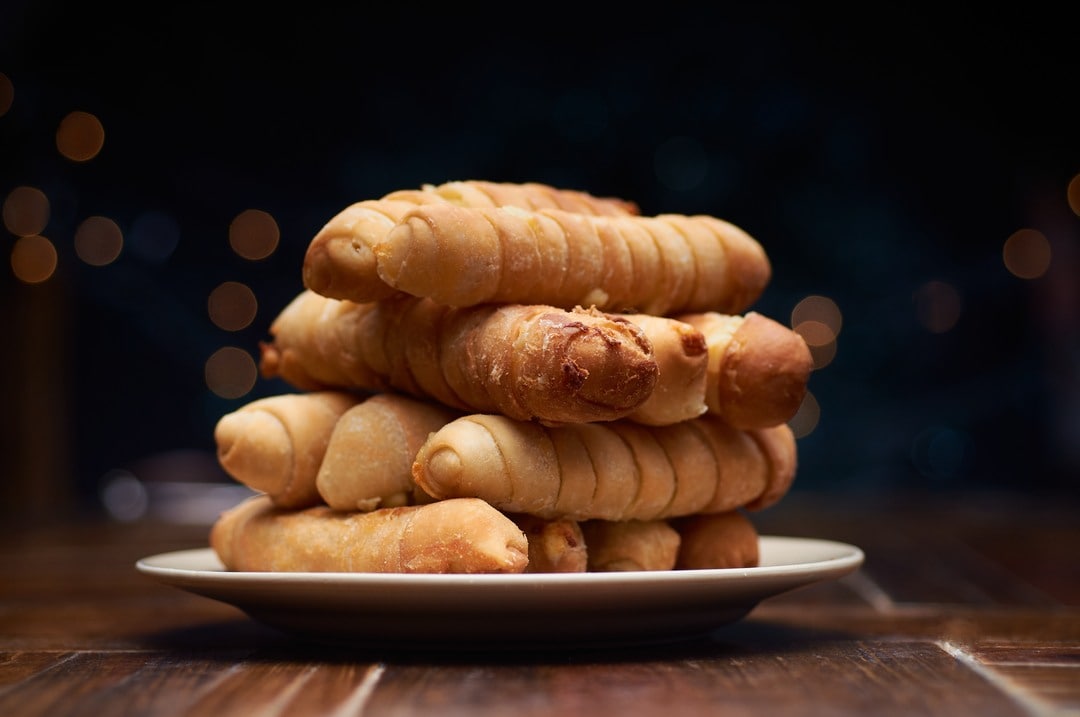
[1,489,1077,717]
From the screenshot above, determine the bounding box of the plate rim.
[136,535,865,586]
[134,535,864,648]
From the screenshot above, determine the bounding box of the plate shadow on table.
[134,612,866,667]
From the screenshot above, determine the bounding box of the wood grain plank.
[0,642,1052,717]
[281,663,385,715]
[749,604,1080,644]
[354,641,1030,717]
[754,492,1078,608]
[970,642,1080,715]
[0,651,76,688]
[1,499,1076,716]
[0,652,146,717]
[0,596,258,651]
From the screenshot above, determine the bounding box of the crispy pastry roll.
[259,291,659,425]
[210,495,529,574]
[580,519,682,572]
[412,414,797,521]
[672,511,760,569]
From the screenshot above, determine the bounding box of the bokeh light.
[1068,173,1080,217]
[792,295,842,337]
[1002,228,1052,279]
[229,209,279,260]
[794,319,835,348]
[208,281,258,331]
[794,321,838,369]
[74,215,124,266]
[914,280,962,334]
[3,185,51,237]
[792,295,841,370]
[0,72,12,116]
[99,469,148,522]
[11,235,58,283]
[56,110,105,162]
[205,346,258,399]
[129,210,180,264]
[788,391,820,439]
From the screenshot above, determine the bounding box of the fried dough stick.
[672,511,760,570]
[259,290,659,425]
[412,414,798,521]
[676,311,812,429]
[621,313,708,426]
[580,519,682,572]
[387,180,638,216]
[316,393,461,511]
[210,495,529,574]
[304,180,637,304]
[375,204,771,315]
[509,514,588,573]
[214,391,359,508]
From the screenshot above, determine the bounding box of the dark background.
[2,5,1077,519]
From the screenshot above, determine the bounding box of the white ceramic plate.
[137,536,863,649]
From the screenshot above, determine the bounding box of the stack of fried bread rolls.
[209,180,813,574]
